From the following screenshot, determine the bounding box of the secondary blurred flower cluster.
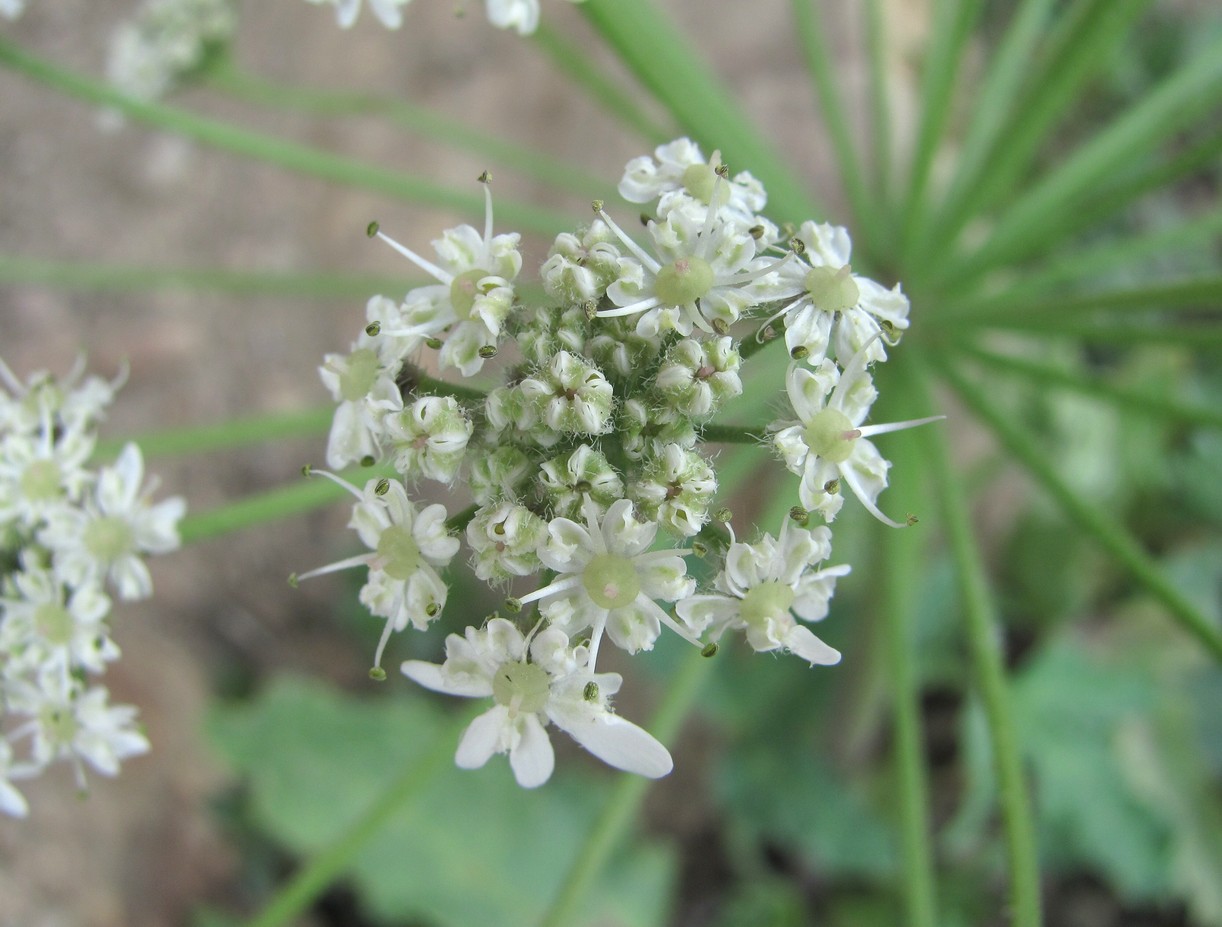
[306,138,938,787]
[106,0,236,101]
[304,0,587,36]
[0,359,185,817]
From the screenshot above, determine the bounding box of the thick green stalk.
[537,652,712,927]
[0,37,570,237]
[580,0,818,226]
[244,724,456,927]
[877,361,939,927]
[790,0,883,259]
[700,423,767,445]
[0,254,419,299]
[95,405,333,461]
[912,352,1042,927]
[531,21,672,145]
[937,358,1222,663]
[947,341,1222,430]
[207,60,612,200]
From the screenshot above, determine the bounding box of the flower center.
[804,408,858,463]
[83,516,133,563]
[680,163,730,207]
[39,704,78,747]
[655,256,714,307]
[803,265,859,313]
[35,602,74,645]
[20,458,62,502]
[739,581,796,630]
[376,525,423,581]
[491,661,551,715]
[339,348,381,403]
[582,553,641,610]
[449,269,487,321]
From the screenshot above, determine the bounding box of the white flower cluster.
[308,139,940,787]
[107,0,236,101]
[0,358,186,818]
[304,0,586,36]
[0,0,27,21]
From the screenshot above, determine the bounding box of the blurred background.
[1,1,1219,925]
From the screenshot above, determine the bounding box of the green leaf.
[209,676,675,927]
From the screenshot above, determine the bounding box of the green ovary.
[804,265,859,313]
[84,516,133,562]
[655,257,714,307]
[681,163,730,207]
[740,581,795,630]
[804,408,857,463]
[35,602,74,645]
[39,705,78,746]
[339,348,381,402]
[20,459,62,502]
[376,525,423,581]
[582,554,641,610]
[449,269,487,321]
[492,661,551,714]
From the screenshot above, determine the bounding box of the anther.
[478,345,498,359]
[478,170,492,184]
[789,506,810,525]
[583,681,599,701]
[701,642,719,658]
[365,221,380,238]
[369,666,387,682]
[360,455,376,468]
[425,337,443,350]
[505,597,522,614]
[365,321,381,337]
[374,478,390,495]
[790,345,809,361]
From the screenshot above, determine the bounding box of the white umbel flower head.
[402,618,672,787]
[296,475,458,672]
[677,521,848,665]
[772,344,943,526]
[38,443,185,601]
[519,498,696,663]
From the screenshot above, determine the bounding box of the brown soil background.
[0,1,932,924]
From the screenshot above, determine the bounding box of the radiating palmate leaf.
[208,676,674,927]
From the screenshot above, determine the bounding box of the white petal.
[785,625,842,666]
[509,714,554,788]
[400,660,490,697]
[455,707,509,770]
[553,711,673,779]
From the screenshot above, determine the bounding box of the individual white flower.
[755,221,910,366]
[385,395,473,484]
[537,444,623,521]
[619,138,767,221]
[16,675,149,782]
[0,418,96,529]
[518,351,614,437]
[319,295,414,469]
[485,0,538,34]
[402,619,672,787]
[0,561,117,675]
[677,521,848,665]
[631,443,717,537]
[296,475,458,670]
[304,0,409,29]
[597,196,783,336]
[0,356,123,437]
[38,443,185,600]
[372,179,521,376]
[519,498,696,663]
[465,501,547,582]
[771,346,942,526]
[540,221,624,305]
[654,336,743,420]
[467,443,533,506]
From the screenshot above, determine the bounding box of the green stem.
[877,360,939,927]
[0,254,419,299]
[0,37,570,237]
[738,322,785,361]
[937,355,1222,663]
[700,423,767,444]
[912,351,1043,927]
[937,276,1222,323]
[409,371,489,404]
[179,471,378,544]
[96,405,333,461]
[244,724,455,927]
[445,503,479,534]
[943,319,1222,347]
[948,340,1222,430]
[537,651,712,927]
